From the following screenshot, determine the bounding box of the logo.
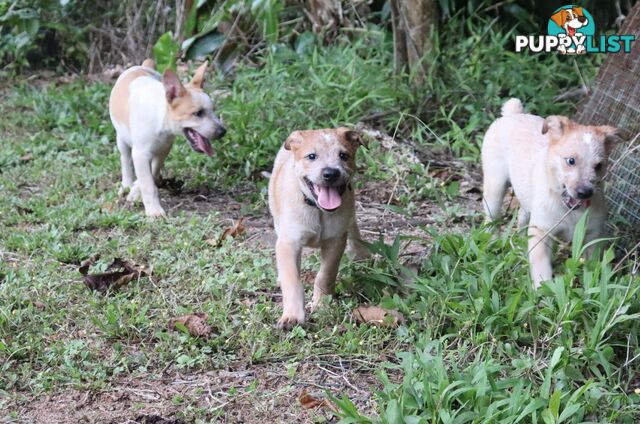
[515,5,635,54]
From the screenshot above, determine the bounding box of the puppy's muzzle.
[213,125,227,140]
[576,186,594,200]
[322,167,341,184]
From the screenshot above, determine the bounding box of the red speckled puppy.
[268,128,369,329]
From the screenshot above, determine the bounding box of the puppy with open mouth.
[268,128,369,329]
[482,98,620,287]
[109,59,226,217]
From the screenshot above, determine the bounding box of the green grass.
[1,14,638,423]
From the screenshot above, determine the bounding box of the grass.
[1,13,639,423]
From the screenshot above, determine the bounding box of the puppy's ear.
[597,125,625,155]
[542,116,568,136]
[337,127,365,149]
[141,58,155,69]
[284,131,304,151]
[189,61,208,89]
[162,69,186,104]
[574,7,583,16]
[550,11,565,28]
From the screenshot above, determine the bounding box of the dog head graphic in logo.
[548,6,595,55]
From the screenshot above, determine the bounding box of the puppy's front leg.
[132,149,166,218]
[528,226,553,288]
[311,235,347,312]
[346,220,369,260]
[276,238,305,329]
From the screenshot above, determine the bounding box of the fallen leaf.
[211,217,245,247]
[352,305,405,328]
[79,255,151,294]
[16,205,33,215]
[299,389,339,413]
[429,168,461,182]
[19,153,33,162]
[169,312,213,338]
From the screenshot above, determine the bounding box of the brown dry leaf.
[299,389,339,413]
[352,305,405,328]
[79,255,151,294]
[19,153,33,162]
[213,217,245,247]
[169,312,213,338]
[429,168,461,182]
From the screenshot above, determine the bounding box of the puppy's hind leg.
[346,219,369,260]
[482,168,509,222]
[131,147,165,217]
[151,146,172,185]
[117,135,135,196]
[517,208,530,230]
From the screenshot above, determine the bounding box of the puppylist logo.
[515,5,635,54]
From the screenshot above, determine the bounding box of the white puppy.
[482,98,619,287]
[268,128,369,329]
[109,59,226,217]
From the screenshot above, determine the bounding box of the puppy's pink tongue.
[317,186,342,210]
[194,132,213,156]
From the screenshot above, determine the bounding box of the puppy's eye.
[339,152,349,161]
[566,157,576,166]
[194,109,206,118]
[307,153,317,161]
[595,162,603,172]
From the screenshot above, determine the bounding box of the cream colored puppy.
[268,128,368,329]
[482,98,619,287]
[109,59,226,217]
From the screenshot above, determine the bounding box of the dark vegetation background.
[0,0,634,73]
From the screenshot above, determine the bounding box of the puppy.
[550,7,589,54]
[268,128,369,329]
[109,59,226,217]
[482,98,619,287]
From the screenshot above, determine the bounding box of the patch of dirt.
[11,358,393,423]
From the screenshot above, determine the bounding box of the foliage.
[0,0,88,70]
[336,227,640,422]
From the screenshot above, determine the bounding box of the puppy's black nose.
[576,187,594,199]
[214,126,226,139]
[322,167,340,183]
[578,16,587,23]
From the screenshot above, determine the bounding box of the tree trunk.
[390,0,438,82]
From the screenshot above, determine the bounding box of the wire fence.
[577,2,640,247]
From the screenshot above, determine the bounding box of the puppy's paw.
[145,206,166,219]
[576,45,586,54]
[346,244,370,261]
[276,309,305,330]
[309,292,332,313]
[126,185,141,203]
[558,45,567,55]
[118,185,131,198]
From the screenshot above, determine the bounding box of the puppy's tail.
[141,58,156,69]
[501,98,524,116]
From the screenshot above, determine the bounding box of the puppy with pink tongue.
[268,128,369,329]
[109,59,226,217]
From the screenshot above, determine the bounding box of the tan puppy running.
[268,128,368,329]
[109,59,226,217]
[482,98,619,287]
